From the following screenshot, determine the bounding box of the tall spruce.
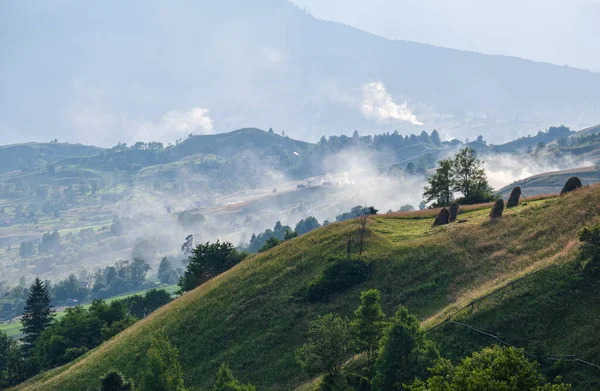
[21,278,54,350]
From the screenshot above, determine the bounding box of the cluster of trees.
[0,256,157,321]
[158,257,183,285]
[423,147,494,207]
[318,130,445,153]
[296,289,571,391]
[99,342,254,391]
[91,258,152,299]
[0,278,172,387]
[246,216,323,253]
[336,206,378,223]
[178,241,248,293]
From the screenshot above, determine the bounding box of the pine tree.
[21,278,54,350]
[350,289,387,369]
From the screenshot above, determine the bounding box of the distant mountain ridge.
[2,0,600,145]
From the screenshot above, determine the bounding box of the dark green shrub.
[307,256,371,302]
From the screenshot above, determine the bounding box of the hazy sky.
[292,0,600,72]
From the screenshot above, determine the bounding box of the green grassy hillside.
[13,187,600,391]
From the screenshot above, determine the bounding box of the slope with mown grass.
[13,187,600,390]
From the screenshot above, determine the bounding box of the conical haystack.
[560,177,582,196]
[432,208,450,227]
[489,199,504,219]
[449,202,460,222]
[506,187,521,208]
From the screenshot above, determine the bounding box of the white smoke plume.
[360,81,423,126]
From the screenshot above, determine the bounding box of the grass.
[0,285,178,338]
[12,187,600,391]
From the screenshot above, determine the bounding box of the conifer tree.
[21,278,54,350]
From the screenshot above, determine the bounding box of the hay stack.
[506,187,521,208]
[432,208,450,227]
[560,177,582,196]
[449,202,460,222]
[489,199,504,219]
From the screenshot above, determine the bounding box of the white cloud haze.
[360,82,423,125]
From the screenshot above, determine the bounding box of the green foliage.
[284,230,299,241]
[423,158,454,207]
[92,258,153,299]
[335,206,378,222]
[351,289,387,368]
[21,278,55,350]
[100,371,134,391]
[372,307,439,391]
[158,257,181,284]
[139,334,187,391]
[296,314,353,377]
[246,221,292,253]
[15,190,600,391]
[578,223,600,274]
[307,256,371,302]
[258,237,283,253]
[178,241,247,293]
[121,289,172,319]
[451,147,494,203]
[35,300,136,369]
[408,346,571,391]
[295,217,321,235]
[52,274,88,304]
[39,230,60,253]
[0,330,25,387]
[211,363,256,391]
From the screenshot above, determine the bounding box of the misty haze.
[0,1,600,390]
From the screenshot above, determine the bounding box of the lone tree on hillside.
[423,158,453,207]
[21,278,54,351]
[424,147,494,207]
[451,147,493,202]
[295,313,353,379]
[372,307,439,391]
[351,289,387,370]
[355,206,377,255]
[139,334,187,391]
